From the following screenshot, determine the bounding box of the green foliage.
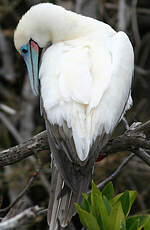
[75,181,150,230]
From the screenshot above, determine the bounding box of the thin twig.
[104,3,150,16]
[131,0,141,48]
[0,30,15,82]
[75,0,98,18]
[118,0,131,31]
[75,0,83,14]
[0,151,42,215]
[131,120,150,133]
[0,104,16,115]
[0,175,37,214]
[135,65,150,76]
[0,166,40,214]
[134,148,150,166]
[0,111,23,144]
[96,153,135,190]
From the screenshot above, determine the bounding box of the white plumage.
[40,31,133,161]
[14,3,134,229]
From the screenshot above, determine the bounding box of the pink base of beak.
[30,40,39,52]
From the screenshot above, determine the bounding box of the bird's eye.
[20,45,28,55]
[22,48,28,54]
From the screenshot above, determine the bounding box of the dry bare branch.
[97,153,135,190]
[75,0,98,18]
[104,3,150,16]
[0,121,150,167]
[0,30,15,82]
[118,0,131,31]
[0,166,40,215]
[0,206,43,230]
[0,130,48,167]
[0,104,16,115]
[131,0,141,48]
[0,111,23,144]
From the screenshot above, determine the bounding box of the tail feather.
[59,191,74,227]
[48,165,64,230]
[41,98,110,229]
[48,162,91,230]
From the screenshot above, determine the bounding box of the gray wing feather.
[41,98,110,229]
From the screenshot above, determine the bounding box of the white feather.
[14,3,134,161]
[14,4,134,229]
[14,3,115,51]
[39,31,134,161]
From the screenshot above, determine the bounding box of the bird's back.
[39,32,133,161]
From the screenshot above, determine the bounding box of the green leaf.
[121,220,127,230]
[127,218,139,230]
[111,190,137,217]
[75,203,100,230]
[111,193,122,206]
[106,201,126,230]
[103,195,112,215]
[127,215,150,230]
[102,182,114,200]
[127,191,137,217]
[120,191,130,216]
[76,182,150,230]
[81,193,91,212]
[87,192,92,206]
[82,193,89,201]
[91,181,109,228]
[81,197,90,212]
[144,217,150,230]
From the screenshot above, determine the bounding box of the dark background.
[0,0,150,229]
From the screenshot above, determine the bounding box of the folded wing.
[39,31,134,229]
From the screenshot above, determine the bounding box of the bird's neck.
[49,12,98,43]
[30,4,100,46]
[28,4,115,47]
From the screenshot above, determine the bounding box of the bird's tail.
[48,163,90,230]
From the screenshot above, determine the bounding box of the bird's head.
[14,3,69,95]
[14,3,95,95]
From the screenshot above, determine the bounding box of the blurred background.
[0,0,150,229]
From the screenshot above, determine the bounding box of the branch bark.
[0,206,43,230]
[0,121,150,167]
[0,130,49,167]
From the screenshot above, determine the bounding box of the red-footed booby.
[14,3,134,229]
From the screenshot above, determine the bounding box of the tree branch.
[0,121,150,167]
[0,131,49,167]
[134,148,150,166]
[0,206,43,230]
[0,152,41,215]
[97,153,135,190]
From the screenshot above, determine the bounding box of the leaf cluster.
[75,182,150,230]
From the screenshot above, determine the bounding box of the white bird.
[14,3,134,229]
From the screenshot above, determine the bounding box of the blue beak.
[21,40,40,95]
